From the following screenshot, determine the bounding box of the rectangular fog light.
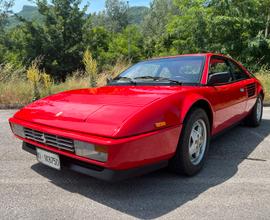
[74,140,108,162]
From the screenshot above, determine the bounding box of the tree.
[0,0,13,30]
[83,21,111,67]
[105,0,129,33]
[142,0,178,57]
[165,0,270,69]
[13,0,87,80]
[167,0,210,54]
[208,0,270,67]
[0,0,14,63]
[4,21,46,68]
[107,25,143,63]
[2,0,270,76]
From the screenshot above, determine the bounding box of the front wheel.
[169,108,210,176]
[245,95,263,127]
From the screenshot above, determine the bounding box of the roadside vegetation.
[256,69,270,103]
[0,0,270,106]
[0,59,269,107]
[0,57,130,107]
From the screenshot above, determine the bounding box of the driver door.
[208,56,247,133]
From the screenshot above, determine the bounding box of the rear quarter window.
[229,61,249,81]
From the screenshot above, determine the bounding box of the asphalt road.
[1,108,270,220]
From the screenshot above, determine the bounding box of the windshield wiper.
[111,76,137,85]
[133,76,182,85]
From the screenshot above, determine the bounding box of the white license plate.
[36,148,61,170]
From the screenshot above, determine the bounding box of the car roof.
[149,53,229,60]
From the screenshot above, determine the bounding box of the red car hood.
[14,86,183,138]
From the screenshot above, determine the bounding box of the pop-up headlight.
[10,123,25,138]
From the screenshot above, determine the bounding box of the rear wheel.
[169,108,210,176]
[245,95,263,127]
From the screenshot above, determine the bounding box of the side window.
[208,58,233,83]
[229,61,249,81]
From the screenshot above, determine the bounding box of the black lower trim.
[22,142,168,181]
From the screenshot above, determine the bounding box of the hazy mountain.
[8,5,43,28]
[128,6,149,24]
[7,5,149,28]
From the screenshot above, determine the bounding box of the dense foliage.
[1,0,270,80]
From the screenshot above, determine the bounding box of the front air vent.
[246,83,256,98]
[24,127,74,152]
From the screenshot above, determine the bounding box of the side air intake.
[246,83,256,98]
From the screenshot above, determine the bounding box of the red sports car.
[9,53,264,181]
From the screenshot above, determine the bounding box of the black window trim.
[207,55,250,86]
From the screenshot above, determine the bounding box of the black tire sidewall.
[171,108,210,176]
[247,95,263,127]
[255,95,263,124]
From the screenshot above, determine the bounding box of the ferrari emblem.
[55,112,63,117]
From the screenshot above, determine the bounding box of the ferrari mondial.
[9,53,264,181]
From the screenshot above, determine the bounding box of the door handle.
[240,88,245,92]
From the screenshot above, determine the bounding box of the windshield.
[112,56,205,85]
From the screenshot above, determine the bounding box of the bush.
[0,80,32,106]
[83,49,98,87]
[51,72,89,94]
[0,63,31,106]
[256,67,270,103]
[97,58,131,86]
[0,63,25,82]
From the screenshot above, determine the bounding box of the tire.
[169,108,210,176]
[245,95,263,127]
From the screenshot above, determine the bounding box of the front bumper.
[10,117,182,180]
[23,142,168,181]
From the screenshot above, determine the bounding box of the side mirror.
[208,72,231,85]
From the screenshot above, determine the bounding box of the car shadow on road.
[31,119,270,219]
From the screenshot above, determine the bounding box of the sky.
[12,0,152,13]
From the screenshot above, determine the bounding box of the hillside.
[8,5,43,27]
[128,6,149,24]
[7,5,149,27]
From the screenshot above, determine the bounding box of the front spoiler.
[23,142,168,182]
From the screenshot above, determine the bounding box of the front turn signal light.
[155,121,167,128]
